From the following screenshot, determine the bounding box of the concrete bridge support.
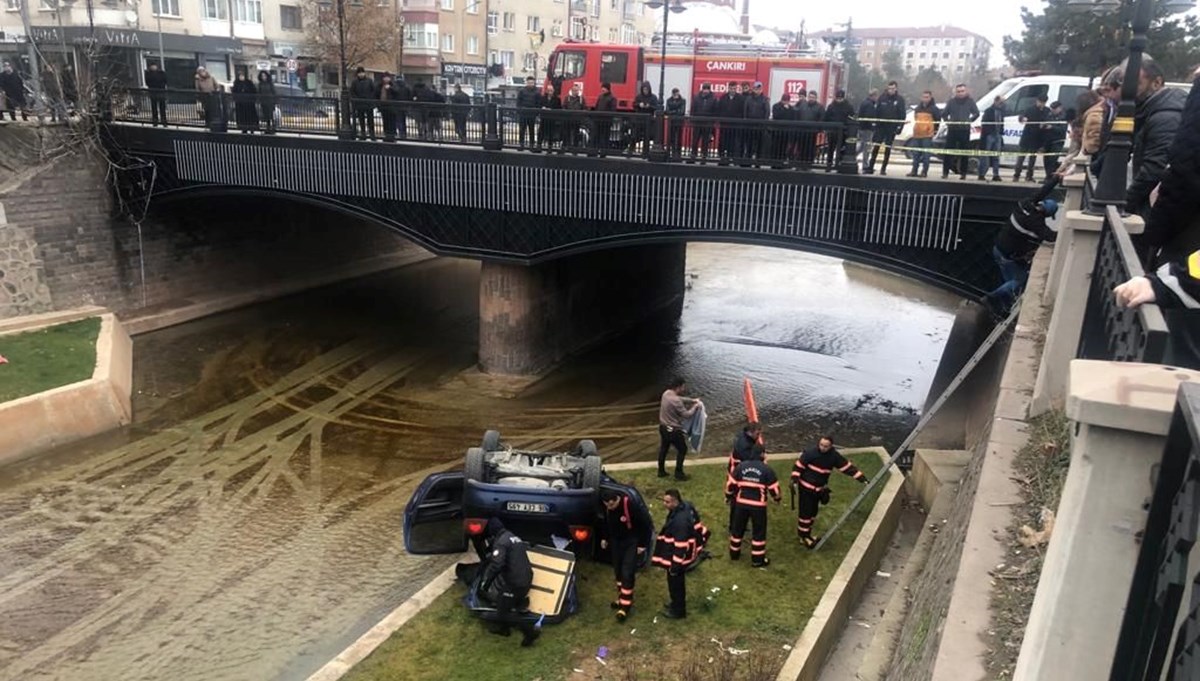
[478,244,686,376]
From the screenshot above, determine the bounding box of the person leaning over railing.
[1114,248,1200,370]
[1053,89,1103,178]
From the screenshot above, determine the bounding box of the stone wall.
[0,129,422,321]
[478,243,686,375]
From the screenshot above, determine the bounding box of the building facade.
[809,25,991,81]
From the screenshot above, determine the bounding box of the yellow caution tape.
[859,140,1065,158]
[853,117,1070,127]
[1111,116,1135,134]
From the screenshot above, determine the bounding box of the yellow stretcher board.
[526,544,576,618]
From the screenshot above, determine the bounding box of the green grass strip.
[0,317,102,403]
[347,453,884,681]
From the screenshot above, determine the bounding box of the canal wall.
[478,243,686,375]
[0,128,427,324]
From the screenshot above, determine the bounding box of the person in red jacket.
[725,458,781,567]
[790,436,868,549]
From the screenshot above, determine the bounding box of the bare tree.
[303,0,404,89]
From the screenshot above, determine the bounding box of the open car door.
[404,472,468,555]
[595,476,657,568]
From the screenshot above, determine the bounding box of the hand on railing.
[1113,276,1158,308]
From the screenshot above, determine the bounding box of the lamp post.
[645,0,685,161]
[319,0,353,138]
[1066,0,1195,211]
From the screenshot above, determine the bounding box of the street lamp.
[319,0,352,139]
[1066,0,1195,210]
[645,0,686,104]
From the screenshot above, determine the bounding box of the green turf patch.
[0,317,102,403]
[346,453,885,681]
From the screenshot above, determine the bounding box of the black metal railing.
[1110,381,1200,681]
[109,88,856,171]
[1076,203,1170,363]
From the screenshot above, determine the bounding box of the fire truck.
[544,41,844,111]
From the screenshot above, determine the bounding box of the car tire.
[581,452,602,492]
[465,446,487,483]
[482,430,502,453]
[577,439,597,459]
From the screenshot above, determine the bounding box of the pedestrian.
[41,65,65,122]
[651,488,710,619]
[563,83,585,149]
[537,82,560,151]
[600,489,650,622]
[823,89,855,168]
[942,83,979,179]
[741,81,770,161]
[726,454,782,567]
[231,70,259,133]
[795,90,825,168]
[1092,66,1124,176]
[194,66,218,126]
[866,81,905,175]
[378,73,401,142]
[392,76,412,140]
[424,84,445,141]
[665,87,687,160]
[716,81,743,163]
[1081,88,1106,159]
[856,88,879,171]
[978,95,1005,181]
[657,377,702,480]
[1141,66,1200,266]
[1124,54,1188,219]
[790,436,868,549]
[982,182,1059,316]
[907,91,941,178]
[593,82,617,154]
[144,61,168,126]
[632,81,659,155]
[770,92,795,165]
[449,83,471,142]
[690,83,717,162]
[350,67,377,140]
[256,71,277,134]
[1040,101,1068,179]
[516,76,540,149]
[1014,94,1049,182]
[478,518,541,647]
[1053,90,1102,177]
[0,62,25,122]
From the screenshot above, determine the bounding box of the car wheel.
[482,429,501,453]
[577,439,597,459]
[581,453,602,492]
[465,446,487,483]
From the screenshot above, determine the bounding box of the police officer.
[479,518,541,646]
[790,436,868,549]
[600,489,649,622]
[725,456,782,567]
[651,489,710,619]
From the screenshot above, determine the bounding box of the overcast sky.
[751,0,1041,67]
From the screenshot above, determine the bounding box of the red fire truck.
[544,41,844,111]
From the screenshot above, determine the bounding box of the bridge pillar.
[478,244,686,376]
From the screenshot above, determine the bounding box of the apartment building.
[810,25,991,80]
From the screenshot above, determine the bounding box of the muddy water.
[0,243,960,681]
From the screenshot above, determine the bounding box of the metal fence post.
[338,91,354,140]
[648,110,667,161]
[483,102,501,150]
[837,121,859,175]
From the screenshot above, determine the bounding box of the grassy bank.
[346,452,885,681]
[0,317,101,403]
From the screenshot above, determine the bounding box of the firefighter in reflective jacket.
[728,422,766,473]
[651,488,711,619]
[600,489,649,622]
[791,436,868,549]
[725,458,782,567]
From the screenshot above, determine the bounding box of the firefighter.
[600,489,650,622]
[790,436,868,549]
[651,489,711,619]
[725,456,782,567]
[728,421,766,473]
[478,518,541,646]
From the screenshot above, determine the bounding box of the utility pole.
[17,0,44,120]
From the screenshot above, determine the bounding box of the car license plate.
[506,501,549,513]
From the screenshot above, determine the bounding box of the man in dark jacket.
[0,62,26,122]
[600,489,650,621]
[690,83,718,161]
[771,92,795,164]
[516,76,540,148]
[651,489,710,619]
[391,77,412,139]
[823,89,855,168]
[728,422,765,473]
[378,73,401,141]
[977,95,1006,181]
[716,82,744,162]
[1014,95,1049,182]
[1040,101,1068,179]
[563,83,585,149]
[740,81,770,161]
[942,83,980,179]
[983,180,1060,315]
[866,81,905,175]
[349,67,377,140]
[795,90,825,168]
[665,87,687,159]
[632,81,659,155]
[593,82,617,154]
[478,518,540,646]
[1143,67,1200,265]
[1127,56,1188,218]
[856,89,878,171]
[449,83,471,142]
[790,436,868,549]
[144,62,168,126]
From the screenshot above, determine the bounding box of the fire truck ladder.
[812,301,1022,552]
